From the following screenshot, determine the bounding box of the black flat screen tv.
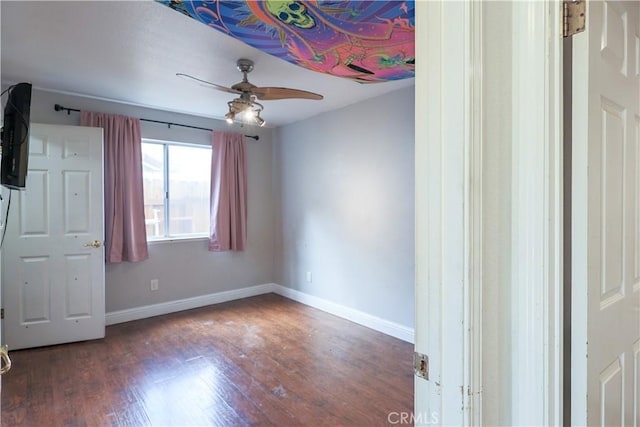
[1,82,32,190]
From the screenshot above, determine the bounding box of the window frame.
[142,138,211,243]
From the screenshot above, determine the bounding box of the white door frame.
[414,1,483,424]
[510,1,564,425]
[415,0,564,424]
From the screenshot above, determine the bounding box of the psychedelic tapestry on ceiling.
[156,1,415,83]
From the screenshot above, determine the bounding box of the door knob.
[84,240,102,249]
[0,344,12,375]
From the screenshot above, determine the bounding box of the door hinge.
[1,309,4,320]
[414,351,429,380]
[563,0,586,38]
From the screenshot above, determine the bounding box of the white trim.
[545,3,564,422]
[570,3,590,422]
[465,1,484,424]
[106,283,275,325]
[414,1,483,424]
[414,0,443,421]
[146,236,209,245]
[106,283,414,344]
[271,284,414,344]
[510,0,564,424]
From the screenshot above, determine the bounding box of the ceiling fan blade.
[252,87,323,101]
[176,73,241,95]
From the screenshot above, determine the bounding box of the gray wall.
[273,86,415,328]
[26,89,276,312]
[5,85,415,331]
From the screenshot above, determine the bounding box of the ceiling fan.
[177,58,323,127]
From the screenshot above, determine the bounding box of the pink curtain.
[81,111,148,263]
[209,131,247,251]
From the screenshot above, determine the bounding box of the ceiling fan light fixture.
[179,58,322,128]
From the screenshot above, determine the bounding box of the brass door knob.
[84,240,102,249]
[0,344,12,375]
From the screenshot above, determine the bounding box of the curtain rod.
[53,104,260,141]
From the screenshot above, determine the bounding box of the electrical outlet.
[150,279,159,291]
[306,272,312,283]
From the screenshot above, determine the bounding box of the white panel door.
[572,1,640,425]
[2,123,105,350]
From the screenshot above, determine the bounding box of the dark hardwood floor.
[1,293,414,426]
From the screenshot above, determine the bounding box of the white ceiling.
[1,0,415,127]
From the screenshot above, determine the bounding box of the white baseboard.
[105,283,275,325]
[106,282,415,344]
[271,284,414,343]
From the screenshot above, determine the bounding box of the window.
[142,139,210,240]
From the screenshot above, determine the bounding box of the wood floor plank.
[1,293,413,426]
